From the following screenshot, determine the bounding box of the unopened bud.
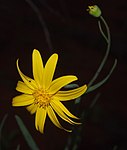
[87,5,101,17]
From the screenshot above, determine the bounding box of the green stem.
[98,20,108,43]
[88,16,111,87]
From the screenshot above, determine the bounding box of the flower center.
[33,89,52,108]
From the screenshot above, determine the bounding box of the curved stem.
[88,16,111,87]
[98,20,108,43]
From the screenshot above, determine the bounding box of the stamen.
[33,89,52,108]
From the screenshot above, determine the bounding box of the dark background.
[0,0,127,150]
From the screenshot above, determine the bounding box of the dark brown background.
[0,0,127,150]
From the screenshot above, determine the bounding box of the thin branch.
[25,0,53,53]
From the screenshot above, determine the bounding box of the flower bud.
[87,5,101,17]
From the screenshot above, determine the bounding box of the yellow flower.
[12,49,87,133]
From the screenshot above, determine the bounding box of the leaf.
[16,144,20,150]
[15,115,39,150]
[0,114,8,149]
[0,114,8,136]
[87,59,117,93]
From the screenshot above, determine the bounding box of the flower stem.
[88,16,111,87]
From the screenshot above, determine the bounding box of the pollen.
[33,89,52,108]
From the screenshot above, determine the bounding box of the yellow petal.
[51,100,79,119]
[43,53,58,89]
[12,94,34,106]
[35,107,47,133]
[16,59,38,90]
[32,49,44,88]
[49,75,77,94]
[26,103,37,114]
[16,81,33,94]
[50,101,81,125]
[47,105,72,132]
[55,84,87,101]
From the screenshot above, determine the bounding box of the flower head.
[87,5,101,17]
[12,49,87,133]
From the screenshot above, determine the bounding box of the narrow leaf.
[87,59,117,93]
[16,144,20,150]
[0,114,8,135]
[15,115,39,150]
